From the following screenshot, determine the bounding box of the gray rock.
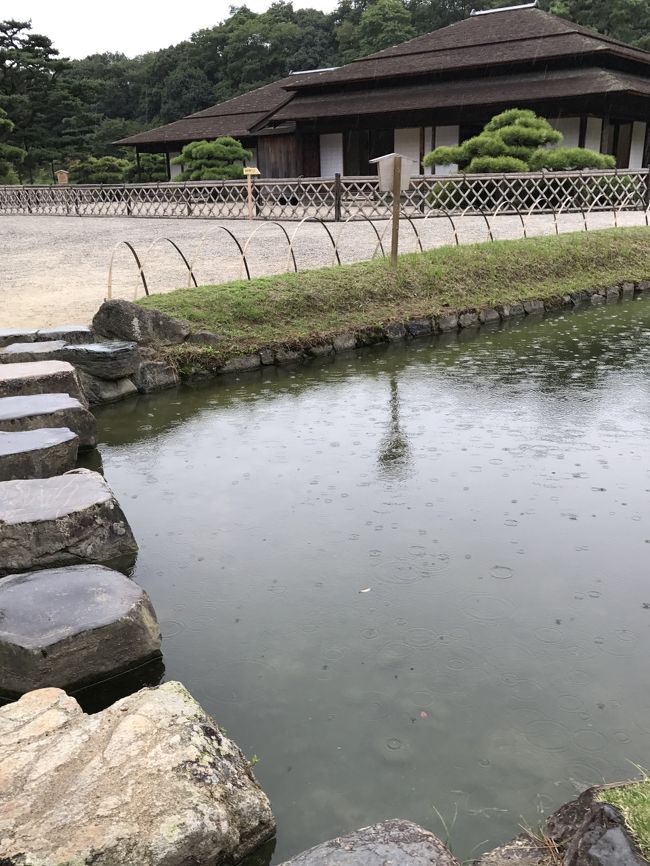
[37,325,94,344]
[132,360,180,392]
[61,341,140,380]
[184,331,224,347]
[605,286,621,302]
[333,332,357,352]
[278,819,459,866]
[0,468,138,576]
[479,308,500,324]
[384,322,407,341]
[523,299,545,315]
[591,293,605,305]
[220,354,261,374]
[0,361,87,406]
[259,348,276,365]
[500,303,525,318]
[0,394,96,450]
[0,328,37,349]
[0,428,78,481]
[355,327,386,347]
[0,340,66,364]
[0,565,161,694]
[620,283,635,298]
[93,299,190,346]
[78,371,138,405]
[458,310,479,328]
[564,802,646,866]
[571,291,592,306]
[407,318,433,337]
[275,348,303,364]
[636,279,650,292]
[437,313,459,332]
[0,682,275,866]
[307,343,334,357]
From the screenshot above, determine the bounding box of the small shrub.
[466,155,530,174]
[172,137,253,181]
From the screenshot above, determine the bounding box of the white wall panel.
[551,117,580,147]
[584,117,603,153]
[434,125,459,176]
[394,127,422,175]
[629,122,647,169]
[319,133,343,177]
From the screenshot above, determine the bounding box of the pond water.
[92,297,650,863]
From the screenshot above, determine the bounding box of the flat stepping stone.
[61,341,140,380]
[0,468,138,576]
[0,360,87,406]
[0,328,37,349]
[0,394,96,449]
[0,683,275,866]
[0,565,161,694]
[0,340,66,364]
[36,325,94,344]
[0,428,78,481]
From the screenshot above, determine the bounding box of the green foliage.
[424,109,612,173]
[0,105,25,183]
[125,154,167,183]
[596,781,650,858]
[68,155,131,184]
[172,137,253,181]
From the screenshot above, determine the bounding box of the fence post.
[644,167,650,210]
[334,172,342,222]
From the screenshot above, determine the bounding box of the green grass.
[138,227,650,360]
[597,780,650,858]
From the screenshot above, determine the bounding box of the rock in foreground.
[0,468,138,576]
[279,820,460,866]
[0,360,86,405]
[93,298,190,346]
[0,682,275,866]
[0,565,161,694]
[0,393,97,449]
[0,428,78,481]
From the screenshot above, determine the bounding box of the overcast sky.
[8,0,339,59]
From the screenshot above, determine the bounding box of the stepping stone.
[78,371,138,404]
[0,328,37,349]
[0,468,138,576]
[0,360,87,406]
[0,683,275,866]
[61,340,140,380]
[0,565,161,694]
[0,340,66,364]
[0,428,78,481]
[36,325,94,344]
[0,394,97,449]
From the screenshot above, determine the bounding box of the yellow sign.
[243,167,261,176]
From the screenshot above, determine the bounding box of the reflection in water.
[92,296,650,863]
[377,376,412,479]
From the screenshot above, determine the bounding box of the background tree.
[171,137,253,180]
[68,155,131,183]
[423,109,615,172]
[0,106,25,182]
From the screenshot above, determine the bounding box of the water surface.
[94,297,650,862]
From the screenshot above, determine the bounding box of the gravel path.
[0,210,646,328]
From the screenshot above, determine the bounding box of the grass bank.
[138,227,650,361]
[597,781,650,858]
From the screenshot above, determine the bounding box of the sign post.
[369,153,414,269]
[243,166,260,220]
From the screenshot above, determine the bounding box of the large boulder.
[0,682,276,865]
[0,360,87,406]
[77,371,138,405]
[93,299,190,346]
[61,341,140,380]
[278,820,460,866]
[0,468,138,576]
[132,359,179,393]
[0,565,161,694]
[0,394,96,450]
[0,428,78,481]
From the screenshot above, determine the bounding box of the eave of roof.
[274,67,650,121]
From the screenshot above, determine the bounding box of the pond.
[91,296,650,863]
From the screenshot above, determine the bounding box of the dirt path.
[1,211,645,328]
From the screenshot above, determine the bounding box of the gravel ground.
[0,210,646,328]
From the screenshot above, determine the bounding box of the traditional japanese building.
[117,2,650,177]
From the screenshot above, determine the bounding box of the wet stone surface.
[0,564,161,693]
[0,393,97,449]
[0,340,66,363]
[36,325,94,344]
[0,427,78,481]
[78,371,138,405]
[0,360,86,405]
[61,341,140,380]
[0,468,138,576]
[0,328,37,349]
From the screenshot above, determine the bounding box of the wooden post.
[334,172,342,222]
[247,173,254,220]
[644,166,650,210]
[390,156,402,269]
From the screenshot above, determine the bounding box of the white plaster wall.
[424,126,433,174]
[551,117,580,148]
[319,133,344,177]
[394,127,422,175]
[434,125,459,175]
[169,153,182,179]
[245,147,258,169]
[584,117,603,153]
[629,122,647,169]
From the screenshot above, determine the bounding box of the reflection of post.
[377,375,412,478]
[391,156,401,269]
